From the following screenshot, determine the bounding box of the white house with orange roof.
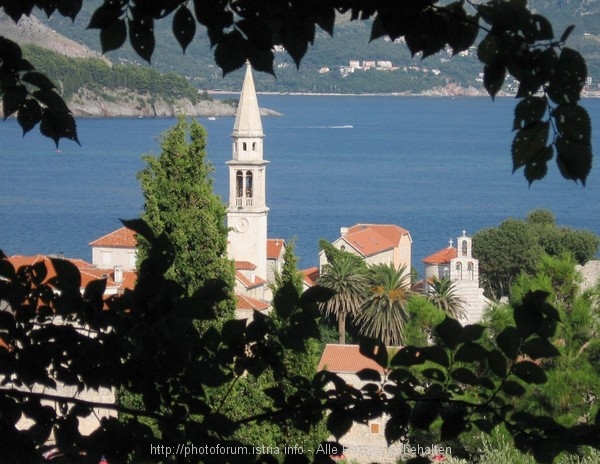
[317,344,411,464]
[89,227,138,271]
[234,260,268,302]
[319,224,412,272]
[422,231,488,324]
[267,238,285,284]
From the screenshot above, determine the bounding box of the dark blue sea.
[1,95,599,273]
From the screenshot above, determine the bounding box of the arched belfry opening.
[236,170,243,203]
[246,171,253,201]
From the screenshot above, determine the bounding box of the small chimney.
[114,265,123,284]
[340,227,349,236]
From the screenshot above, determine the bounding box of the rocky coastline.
[65,88,282,118]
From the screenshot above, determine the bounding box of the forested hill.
[7,1,600,95]
[0,12,240,117]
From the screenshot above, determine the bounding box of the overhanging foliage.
[0,0,594,183]
[1,223,600,463]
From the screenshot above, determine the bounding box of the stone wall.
[576,260,600,291]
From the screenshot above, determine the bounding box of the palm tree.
[427,276,467,320]
[355,263,411,346]
[317,255,367,344]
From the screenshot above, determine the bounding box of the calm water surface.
[1,95,599,271]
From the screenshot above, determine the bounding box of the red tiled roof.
[236,294,270,311]
[267,238,285,260]
[235,270,265,289]
[89,227,137,248]
[341,224,410,258]
[422,246,457,265]
[7,255,136,292]
[235,261,257,271]
[302,267,319,286]
[7,255,97,285]
[93,268,137,291]
[347,224,410,243]
[318,344,388,374]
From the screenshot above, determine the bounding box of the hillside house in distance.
[422,231,487,324]
[319,224,412,273]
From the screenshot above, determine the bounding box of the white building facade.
[423,231,487,325]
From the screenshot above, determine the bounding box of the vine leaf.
[17,99,43,135]
[560,25,575,43]
[513,96,547,131]
[21,72,56,90]
[100,18,127,53]
[435,316,462,349]
[87,2,125,29]
[547,48,587,105]
[359,338,388,368]
[128,13,155,63]
[556,138,592,186]
[214,31,247,75]
[496,327,521,360]
[522,337,560,360]
[553,104,592,145]
[173,5,196,53]
[511,121,551,184]
[513,360,547,384]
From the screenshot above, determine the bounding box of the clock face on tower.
[235,217,249,233]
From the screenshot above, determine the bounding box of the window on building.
[456,262,463,279]
[236,171,243,198]
[101,251,112,266]
[467,262,474,280]
[242,142,247,151]
[462,240,468,256]
[252,142,256,150]
[370,423,380,434]
[246,170,253,197]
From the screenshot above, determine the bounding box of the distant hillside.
[5,1,600,95]
[0,12,243,118]
[0,13,109,63]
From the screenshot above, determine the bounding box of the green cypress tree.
[137,116,235,318]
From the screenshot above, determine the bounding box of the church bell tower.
[227,63,269,280]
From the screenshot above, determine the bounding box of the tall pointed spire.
[232,62,263,138]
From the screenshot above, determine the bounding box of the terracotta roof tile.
[235,270,265,289]
[236,294,270,311]
[347,224,410,243]
[422,246,457,265]
[89,227,137,248]
[342,229,394,257]
[7,255,136,293]
[341,224,410,257]
[318,344,393,374]
[235,261,257,271]
[267,238,285,260]
[302,267,320,286]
